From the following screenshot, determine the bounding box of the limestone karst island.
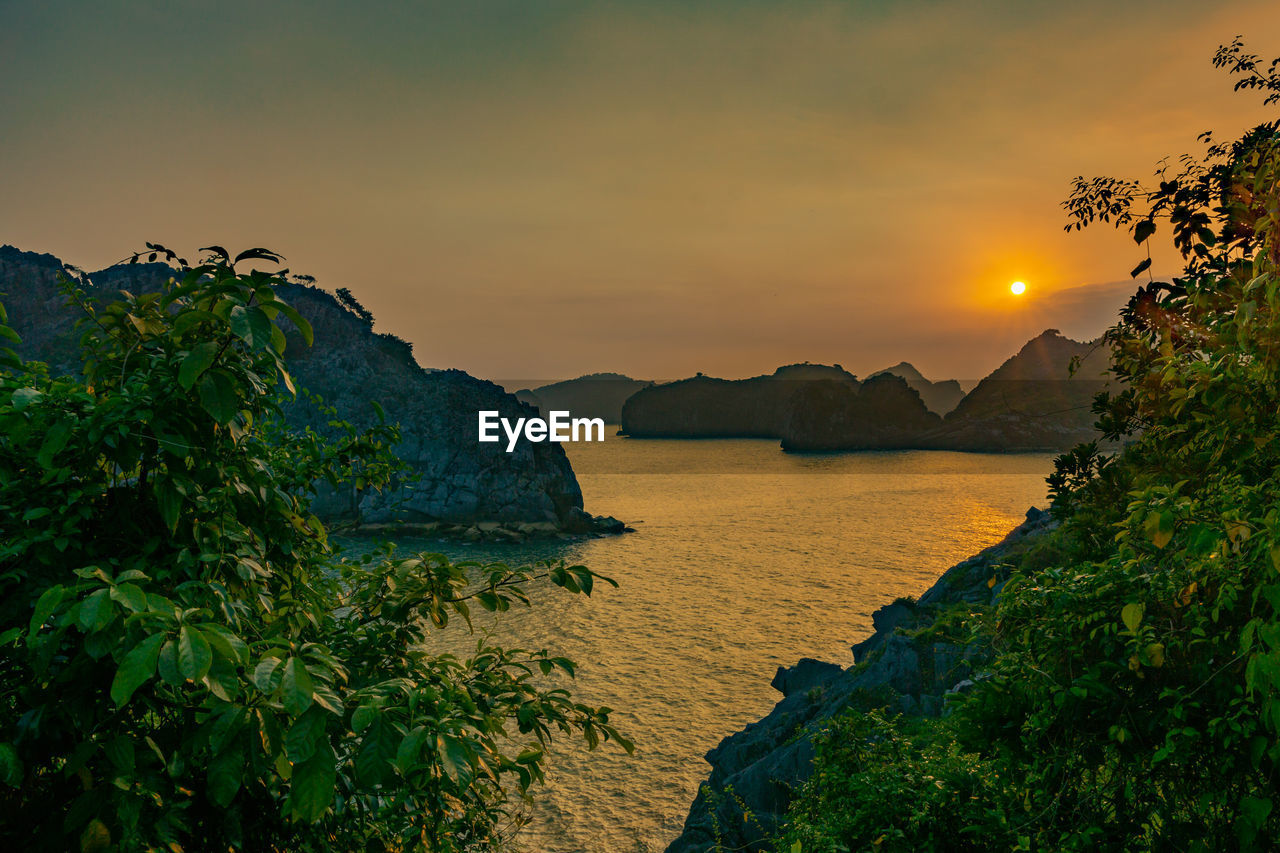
[4,4,1280,852]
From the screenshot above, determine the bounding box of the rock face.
[780,373,942,451]
[927,329,1111,452]
[514,372,652,424]
[0,245,599,529]
[869,361,966,416]
[664,508,1057,853]
[775,331,1113,454]
[620,363,858,438]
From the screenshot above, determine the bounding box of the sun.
[1010,280,1027,296]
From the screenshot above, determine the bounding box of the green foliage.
[0,246,628,851]
[775,712,1019,853]
[781,40,1280,852]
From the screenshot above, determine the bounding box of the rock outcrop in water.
[775,331,1112,453]
[619,339,1109,453]
[620,363,858,438]
[0,244,610,531]
[515,372,652,423]
[868,361,966,416]
[664,507,1056,853]
[925,329,1111,451]
[780,373,942,451]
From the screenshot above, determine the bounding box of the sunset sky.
[4,1,1279,382]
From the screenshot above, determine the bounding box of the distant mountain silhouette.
[868,361,965,415]
[614,332,1111,453]
[619,363,858,438]
[781,330,1111,452]
[515,373,652,423]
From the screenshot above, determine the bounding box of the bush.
[776,712,1018,853]
[779,38,1280,853]
[0,246,629,851]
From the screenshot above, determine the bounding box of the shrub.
[0,246,629,852]
[779,38,1280,852]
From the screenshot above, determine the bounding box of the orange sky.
[3,1,1279,382]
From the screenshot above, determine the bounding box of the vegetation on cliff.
[0,246,592,530]
[0,248,629,851]
[773,39,1280,852]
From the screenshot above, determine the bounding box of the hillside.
[927,329,1110,451]
[869,361,966,415]
[0,245,609,532]
[515,372,652,423]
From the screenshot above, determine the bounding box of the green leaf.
[1143,510,1174,549]
[79,818,111,853]
[287,707,329,766]
[1240,795,1273,839]
[1133,219,1156,244]
[0,743,23,787]
[1121,603,1144,634]
[178,341,220,390]
[355,715,399,787]
[109,583,149,613]
[234,247,283,265]
[78,589,114,633]
[289,740,336,822]
[11,387,41,410]
[177,625,213,681]
[272,301,313,346]
[157,639,182,685]
[202,625,248,667]
[253,657,284,694]
[280,657,315,716]
[36,420,72,469]
[207,744,243,808]
[436,732,472,783]
[28,584,65,643]
[110,633,165,707]
[229,305,273,350]
[171,309,220,337]
[198,370,239,425]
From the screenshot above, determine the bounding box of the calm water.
[344,436,1054,852]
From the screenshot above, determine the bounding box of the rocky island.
[515,372,652,424]
[0,245,622,537]
[618,333,1111,453]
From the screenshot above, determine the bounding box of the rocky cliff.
[0,245,610,532]
[926,329,1111,451]
[664,508,1056,853]
[775,331,1113,454]
[620,364,858,438]
[780,373,942,451]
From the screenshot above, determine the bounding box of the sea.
[340,433,1055,852]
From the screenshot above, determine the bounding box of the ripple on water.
[342,438,1054,852]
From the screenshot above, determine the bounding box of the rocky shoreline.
[664,507,1056,853]
[340,511,633,543]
